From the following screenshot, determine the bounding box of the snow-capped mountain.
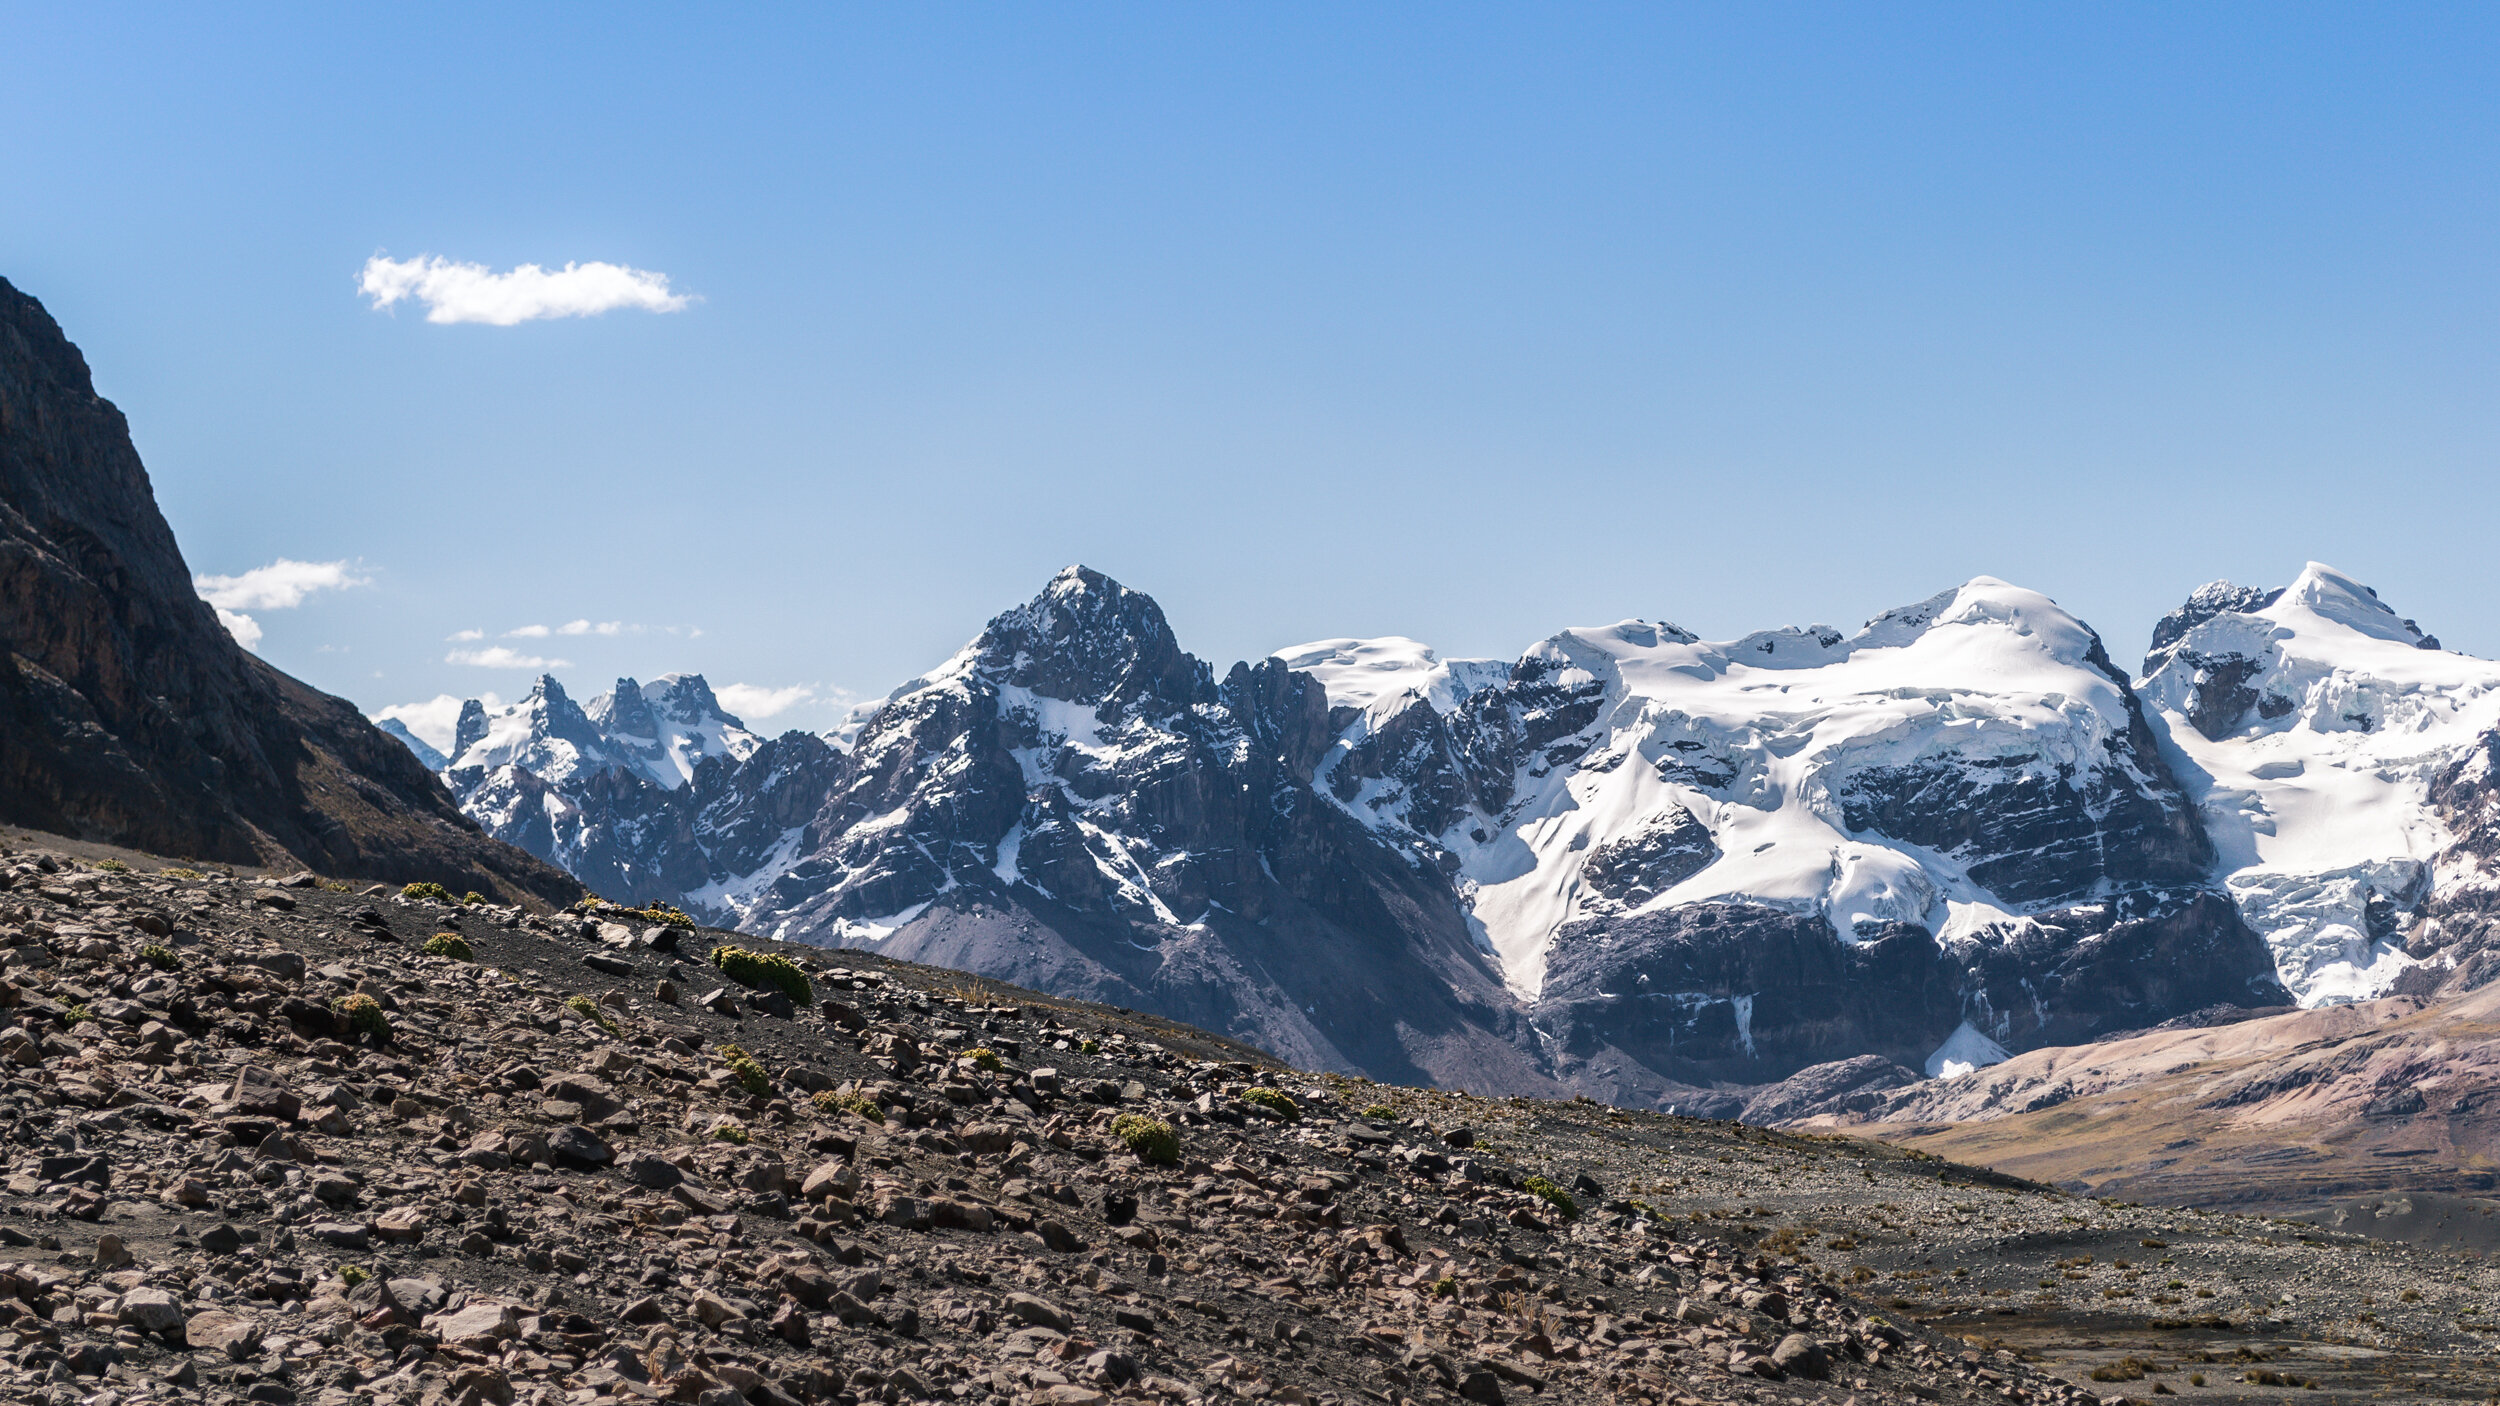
[427,673,797,907]
[717,567,1547,1088]
[2138,562,2500,1005]
[391,562,2500,1109]
[1283,577,2283,1103]
[445,673,762,791]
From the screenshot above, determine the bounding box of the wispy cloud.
[196,558,369,611]
[447,646,570,670]
[717,683,815,720]
[446,628,484,642]
[359,253,692,326]
[194,558,369,653]
[505,620,627,639]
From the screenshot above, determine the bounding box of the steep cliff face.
[0,277,573,905]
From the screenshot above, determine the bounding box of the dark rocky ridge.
[0,277,573,907]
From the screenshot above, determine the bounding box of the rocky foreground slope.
[0,277,573,908]
[2,828,2499,1406]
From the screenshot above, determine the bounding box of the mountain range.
[392,559,2500,1110]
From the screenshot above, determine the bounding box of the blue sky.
[5,5,2498,740]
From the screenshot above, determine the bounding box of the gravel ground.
[0,828,2495,1406]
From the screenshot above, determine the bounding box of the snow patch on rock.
[1925,1020,2013,1080]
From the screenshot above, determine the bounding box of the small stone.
[185,1307,264,1359]
[800,1159,855,1200]
[545,1123,613,1167]
[429,1300,520,1345]
[374,1205,427,1242]
[619,1151,683,1188]
[229,1065,300,1121]
[1771,1333,1830,1380]
[1006,1293,1072,1333]
[308,1221,369,1250]
[115,1286,183,1334]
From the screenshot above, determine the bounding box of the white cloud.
[359,253,692,326]
[717,683,815,720]
[557,619,623,636]
[214,608,263,651]
[194,558,368,654]
[504,624,552,638]
[195,558,368,610]
[446,628,484,642]
[372,693,499,754]
[447,646,570,670]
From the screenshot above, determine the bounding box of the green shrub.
[1080,1039,1100,1054]
[158,868,203,880]
[139,944,180,971]
[338,1264,368,1288]
[95,859,129,874]
[1111,1113,1179,1165]
[632,900,696,928]
[460,891,485,906]
[710,1119,750,1145]
[563,995,619,1035]
[813,1089,885,1123]
[963,1047,1005,1073]
[422,933,474,961]
[1242,1087,1300,1122]
[710,945,812,1005]
[1361,1104,1397,1120]
[401,882,454,903]
[1522,1175,1580,1220]
[1432,1276,1458,1299]
[63,1004,95,1026]
[335,994,390,1043]
[716,1042,771,1096]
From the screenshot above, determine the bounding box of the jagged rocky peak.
[951,564,1212,718]
[444,674,613,785]
[584,673,762,789]
[784,565,1299,937]
[441,672,759,793]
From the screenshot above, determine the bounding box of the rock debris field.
[1,833,2498,1406]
